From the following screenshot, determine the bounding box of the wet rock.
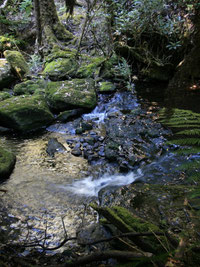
[81,122,93,131]
[57,108,84,122]
[99,81,116,92]
[4,50,30,79]
[75,127,84,135]
[45,78,97,112]
[46,138,66,157]
[0,146,16,180]
[0,58,15,88]
[0,95,54,132]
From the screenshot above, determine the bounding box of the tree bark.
[37,0,73,47]
[33,0,42,46]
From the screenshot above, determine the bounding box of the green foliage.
[19,0,33,18]
[159,108,200,183]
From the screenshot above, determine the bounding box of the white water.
[63,169,143,197]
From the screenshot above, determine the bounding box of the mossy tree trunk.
[167,5,200,95]
[34,0,73,48]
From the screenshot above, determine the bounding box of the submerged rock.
[0,58,15,88]
[0,95,54,132]
[3,50,29,79]
[45,78,97,112]
[46,138,66,157]
[0,146,16,180]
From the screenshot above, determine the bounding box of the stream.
[0,87,188,252]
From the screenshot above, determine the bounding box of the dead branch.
[78,231,165,246]
[64,250,152,266]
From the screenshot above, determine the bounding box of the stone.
[99,81,116,92]
[13,79,46,95]
[0,146,16,180]
[3,50,30,79]
[46,138,66,157]
[0,95,54,132]
[45,78,97,112]
[43,57,78,81]
[0,58,15,88]
[76,56,104,78]
[57,108,84,122]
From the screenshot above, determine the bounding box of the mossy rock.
[99,81,116,92]
[0,146,16,180]
[13,79,46,95]
[0,95,54,132]
[57,108,84,122]
[0,91,11,101]
[45,46,77,63]
[3,50,30,79]
[76,56,105,78]
[43,57,78,81]
[0,58,15,88]
[45,78,97,112]
[99,54,130,81]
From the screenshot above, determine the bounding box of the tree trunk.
[33,0,42,46]
[38,0,73,47]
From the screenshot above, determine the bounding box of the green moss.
[45,78,97,111]
[45,46,77,63]
[77,56,105,78]
[0,58,15,87]
[0,95,54,132]
[13,79,46,95]
[0,146,16,180]
[43,57,78,80]
[99,81,116,92]
[0,91,11,101]
[3,50,29,79]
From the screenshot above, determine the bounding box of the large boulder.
[45,78,97,112]
[0,95,54,132]
[76,56,104,78]
[0,58,15,88]
[3,50,30,79]
[0,146,16,180]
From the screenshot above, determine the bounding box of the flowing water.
[0,89,188,251]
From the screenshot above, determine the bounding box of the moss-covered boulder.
[45,78,97,112]
[0,95,54,132]
[43,48,78,81]
[99,81,116,92]
[76,56,104,78]
[0,58,15,88]
[0,91,11,101]
[99,54,130,81]
[13,79,46,95]
[3,50,30,79]
[0,146,16,180]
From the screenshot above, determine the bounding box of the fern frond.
[177,129,200,135]
[167,138,200,146]
[177,160,200,170]
[176,148,200,155]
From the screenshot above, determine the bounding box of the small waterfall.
[63,170,143,197]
